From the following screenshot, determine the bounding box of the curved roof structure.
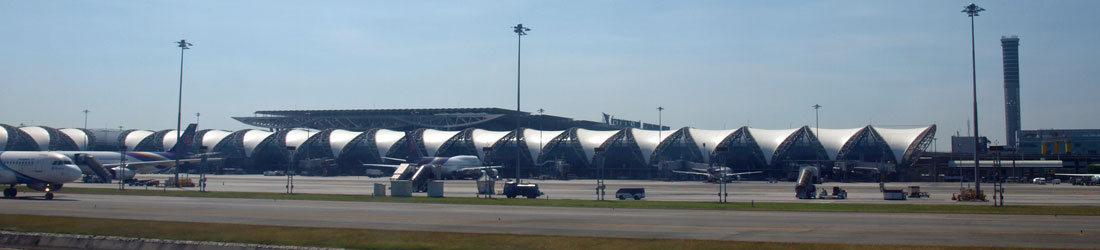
[575,129,622,162]
[813,127,864,160]
[328,129,363,158]
[241,130,274,157]
[199,130,233,150]
[473,129,511,160]
[629,128,675,164]
[1,122,936,177]
[524,129,564,162]
[123,130,155,151]
[420,129,461,157]
[746,128,800,164]
[373,129,405,158]
[873,126,937,164]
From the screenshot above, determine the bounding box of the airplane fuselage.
[0,151,83,188]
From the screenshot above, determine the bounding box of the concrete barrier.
[390,180,412,197]
[0,230,337,250]
[427,181,444,197]
[373,183,386,197]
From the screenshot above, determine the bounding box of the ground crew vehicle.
[615,188,645,200]
[503,180,543,199]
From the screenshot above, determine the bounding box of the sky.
[2,1,1099,151]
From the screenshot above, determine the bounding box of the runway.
[2,193,1097,248]
[68,174,1100,205]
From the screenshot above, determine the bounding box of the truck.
[503,180,543,199]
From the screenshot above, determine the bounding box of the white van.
[1032,177,1046,185]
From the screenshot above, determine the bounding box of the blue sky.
[2,1,1098,150]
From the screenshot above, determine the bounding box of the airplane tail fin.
[406,131,425,161]
[168,123,198,155]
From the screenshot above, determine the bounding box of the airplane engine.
[110,167,136,180]
[0,170,16,184]
[27,183,64,192]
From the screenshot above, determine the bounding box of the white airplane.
[0,151,83,199]
[670,162,762,183]
[1054,173,1100,184]
[364,133,501,180]
[56,124,219,181]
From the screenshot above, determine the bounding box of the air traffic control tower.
[1002,35,1021,148]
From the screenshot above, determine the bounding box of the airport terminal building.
[1,108,942,181]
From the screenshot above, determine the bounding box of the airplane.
[0,151,84,199]
[55,123,219,181]
[669,161,762,183]
[364,132,501,180]
[1054,173,1100,185]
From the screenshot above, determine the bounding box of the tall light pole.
[962,3,985,195]
[174,39,192,187]
[657,106,664,139]
[813,104,821,170]
[82,109,90,150]
[513,23,530,181]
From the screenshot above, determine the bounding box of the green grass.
[0,214,1010,250]
[34,186,1100,216]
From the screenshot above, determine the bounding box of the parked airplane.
[669,161,762,183]
[55,124,217,181]
[1054,173,1100,185]
[0,151,83,199]
[364,133,500,180]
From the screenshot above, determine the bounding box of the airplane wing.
[1054,174,1100,177]
[724,171,763,177]
[102,158,221,174]
[454,166,502,174]
[381,157,407,163]
[671,170,710,177]
[362,163,400,168]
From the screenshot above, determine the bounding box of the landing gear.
[44,192,54,200]
[3,186,16,199]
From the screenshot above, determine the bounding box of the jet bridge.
[72,154,113,183]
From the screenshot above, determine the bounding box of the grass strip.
[0,214,1006,250]
[31,186,1100,216]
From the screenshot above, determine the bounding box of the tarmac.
[1,193,1097,248]
[3,175,1096,248]
[68,174,1100,205]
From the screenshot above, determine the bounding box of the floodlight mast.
[174,39,192,186]
[512,24,530,182]
[961,3,984,195]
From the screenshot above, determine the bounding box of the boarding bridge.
[391,163,413,180]
[72,154,113,183]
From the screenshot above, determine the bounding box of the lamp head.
[961,3,985,17]
[512,24,530,35]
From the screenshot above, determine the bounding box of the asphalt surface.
[69,174,1100,205]
[2,193,1097,248]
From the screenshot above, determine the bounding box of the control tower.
[1002,35,1021,148]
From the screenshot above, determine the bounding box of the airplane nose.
[62,164,83,182]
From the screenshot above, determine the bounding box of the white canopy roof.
[525,129,565,162]
[873,126,931,163]
[161,130,181,151]
[201,130,233,150]
[328,129,363,158]
[812,127,863,160]
[0,127,7,149]
[19,126,51,151]
[421,129,460,157]
[284,130,310,150]
[472,129,510,160]
[575,129,621,162]
[241,130,274,157]
[630,129,675,163]
[373,129,405,159]
[124,130,154,151]
[687,128,738,158]
[58,128,90,150]
[746,128,799,164]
